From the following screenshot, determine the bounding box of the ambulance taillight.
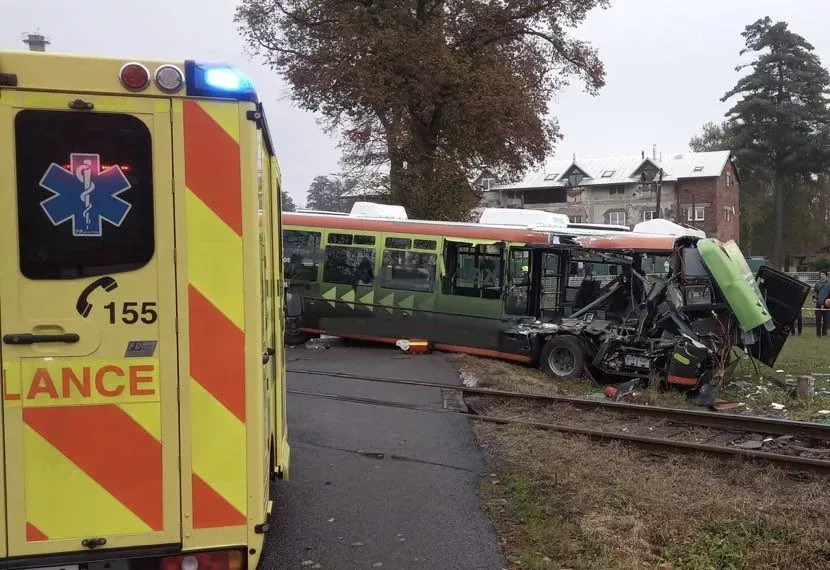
[160,549,244,570]
[119,62,150,91]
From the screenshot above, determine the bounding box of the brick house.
[483,150,741,243]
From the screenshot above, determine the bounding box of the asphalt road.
[260,340,506,569]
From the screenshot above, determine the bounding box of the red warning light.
[119,62,150,91]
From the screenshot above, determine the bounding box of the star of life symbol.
[38,153,132,237]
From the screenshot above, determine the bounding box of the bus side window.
[505,248,531,315]
[442,242,503,299]
[541,252,562,315]
[323,245,376,286]
[284,230,321,281]
[379,250,437,292]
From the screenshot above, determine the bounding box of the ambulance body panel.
[0,50,288,570]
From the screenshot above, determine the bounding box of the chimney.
[641,150,645,160]
[652,144,657,161]
[23,32,50,52]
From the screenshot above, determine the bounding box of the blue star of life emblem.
[38,153,132,237]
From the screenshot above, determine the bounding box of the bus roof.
[283,211,690,252]
[0,50,259,102]
[574,234,681,252]
[283,211,552,244]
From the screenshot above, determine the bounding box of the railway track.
[288,367,830,474]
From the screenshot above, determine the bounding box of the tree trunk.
[389,152,404,198]
[773,174,785,268]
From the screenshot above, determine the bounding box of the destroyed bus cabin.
[282,206,808,400]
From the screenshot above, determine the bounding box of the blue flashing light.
[184,60,258,102]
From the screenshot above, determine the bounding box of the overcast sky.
[3,1,828,207]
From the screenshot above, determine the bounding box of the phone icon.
[76,276,118,318]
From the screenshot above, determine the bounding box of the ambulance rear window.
[15,110,154,279]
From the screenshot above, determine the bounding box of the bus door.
[434,240,504,352]
[374,235,439,341]
[0,93,181,556]
[499,247,535,356]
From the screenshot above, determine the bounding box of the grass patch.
[663,520,797,570]
[476,423,830,569]
[451,354,594,397]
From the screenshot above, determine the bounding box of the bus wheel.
[541,336,586,379]
[284,329,310,346]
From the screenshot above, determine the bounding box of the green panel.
[698,239,771,332]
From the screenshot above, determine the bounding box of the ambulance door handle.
[3,333,80,345]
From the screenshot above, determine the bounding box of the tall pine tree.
[721,17,830,266]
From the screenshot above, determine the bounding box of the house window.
[724,207,734,222]
[642,211,657,221]
[601,170,615,178]
[609,186,625,196]
[639,168,658,182]
[726,172,734,187]
[480,177,496,190]
[570,215,584,223]
[524,188,566,204]
[687,207,705,221]
[567,172,585,186]
[693,166,704,173]
[608,211,626,226]
[544,173,559,181]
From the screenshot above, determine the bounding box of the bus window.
[324,246,376,285]
[505,249,531,315]
[354,234,376,245]
[284,229,321,281]
[385,237,411,249]
[379,250,437,292]
[413,239,437,250]
[329,233,354,244]
[541,252,562,312]
[442,243,503,299]
[16,110,154,279]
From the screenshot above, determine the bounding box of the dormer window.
[568,172,585,186]
[562,165,590,187]
[639,168,658,182]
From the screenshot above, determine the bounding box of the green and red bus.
[281,207,806,387]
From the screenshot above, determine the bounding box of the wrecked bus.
[282,207,807,399]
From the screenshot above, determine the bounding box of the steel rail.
[288,367,830,440]
[286,386,830,474]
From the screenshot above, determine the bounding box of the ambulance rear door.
[0,91,181,558]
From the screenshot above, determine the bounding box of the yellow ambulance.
[0,51,289,569]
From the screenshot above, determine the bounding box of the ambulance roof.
[0,50,259,102]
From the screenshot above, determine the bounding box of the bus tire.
[284,329,310,346]
[540,336,586,379]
